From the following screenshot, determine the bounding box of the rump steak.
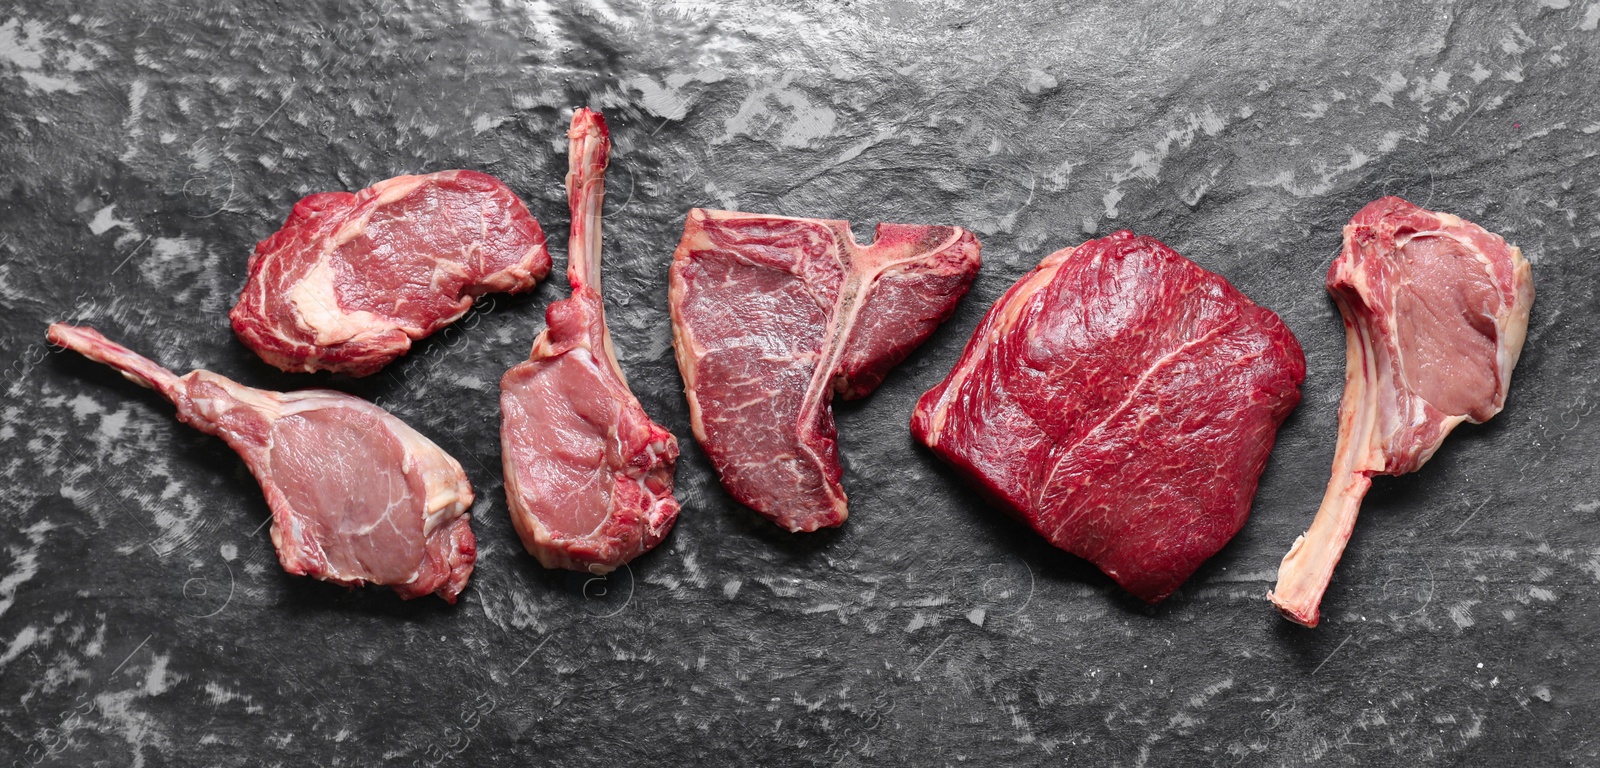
[911,231,1306,603]
[1269,197,1534,627]
[49,324,477,602]
[231,169,551,376]
[500,108,680,573]
[670,209,981,532]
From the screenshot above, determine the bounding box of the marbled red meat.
[231,169,550,376]
[1269,198,1534,627]
[500,108,680,573]
[912,231,1305,603]
[49,324,476,602]
[670,210,981,532]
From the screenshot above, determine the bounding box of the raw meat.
[911,231,1305,603]
[500,108,680,573]
[231,169,551,376]
[49,324,476,602]
[1269,197,1533,627]
[671,209,981,532]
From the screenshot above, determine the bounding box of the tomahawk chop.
[500,108,680,573]
[232,169,550,376]
[912,231,1305,603]
[1269,198,1533,626]
[49,324,476,602]
[670,209,981,532]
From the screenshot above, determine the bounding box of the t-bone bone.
[912,231,1306,603]
[48,324,476,602]
[670,209,981,532]
[1269,197,1533,627]
[499,108,680,573]
[231,169,551,376]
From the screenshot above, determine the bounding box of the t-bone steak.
[911,231,1306,603]
[231,169,551,376]
[49,323,477,602]
[500,108,680,573]
[670,209,981,532]
[1269,197,1534,627]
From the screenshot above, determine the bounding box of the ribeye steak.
[912,231,1305,603]
[49,324,477,602]
[232,169,551,376]
[500,108,680,573]
[670,209,981,532]
[1269,197,1533,627]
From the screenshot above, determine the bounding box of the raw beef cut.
[1269,198,1533,627]
[671,209,981,532]
[500,108,680,573]
[231,169,551,376]
[49,324,476,602]
[911,231,1305,603]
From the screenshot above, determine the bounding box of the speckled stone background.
[1,1,1596,765]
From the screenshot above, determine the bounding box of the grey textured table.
[2,2,1596,765]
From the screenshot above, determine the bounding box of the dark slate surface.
[1,1,1596,765]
